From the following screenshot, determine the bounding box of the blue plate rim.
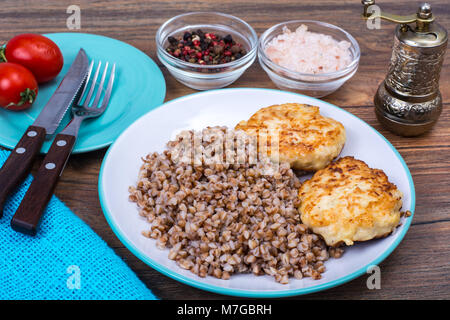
[98,87,416,298]
[0,32,166,154]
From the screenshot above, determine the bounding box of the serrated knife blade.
[33,48,89,136]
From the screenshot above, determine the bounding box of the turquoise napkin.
[0,149,157,300]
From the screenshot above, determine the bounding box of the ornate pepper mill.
[362,1,447,136]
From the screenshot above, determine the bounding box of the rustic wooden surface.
[0,0,449,300]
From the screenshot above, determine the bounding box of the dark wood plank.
[0,0,449,299]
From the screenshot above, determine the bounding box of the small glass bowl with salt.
[258,20,360,98]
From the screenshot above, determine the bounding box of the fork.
[10,60,116,236]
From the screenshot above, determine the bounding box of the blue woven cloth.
[0,149,157,300]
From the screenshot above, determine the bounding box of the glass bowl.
[258,20,360,98]
[156,12,258,90]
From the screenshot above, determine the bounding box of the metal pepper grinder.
[362,1,447,136]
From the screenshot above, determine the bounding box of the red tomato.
[4,33,63,83]
[0,63,38,111]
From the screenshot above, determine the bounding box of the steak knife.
[0,49,89,217]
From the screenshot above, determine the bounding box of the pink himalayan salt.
[265,25,352,74]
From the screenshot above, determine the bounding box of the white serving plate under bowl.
[99,88,415,298]
[258,20,360,98]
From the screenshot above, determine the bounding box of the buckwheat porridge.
[129,126,343,284]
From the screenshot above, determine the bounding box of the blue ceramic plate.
[99,88,415,298]
[0,33,166,153]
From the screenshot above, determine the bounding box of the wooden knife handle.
[11,133,76,236]
[0,126,46,218]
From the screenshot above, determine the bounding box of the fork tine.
[91,62,109,108]
[78,61,94,104]
[83,61,102,107]
[99,63,116,111]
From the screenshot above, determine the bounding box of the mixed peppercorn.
[165,29,247,65]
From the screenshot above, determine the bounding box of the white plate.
[99,88,415,298]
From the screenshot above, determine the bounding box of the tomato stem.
[0,45,6,62]
[5,88,37,109]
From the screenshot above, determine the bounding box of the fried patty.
[235,103,345,171]
[298,156,403,246]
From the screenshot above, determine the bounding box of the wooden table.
[1,0,449,300]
